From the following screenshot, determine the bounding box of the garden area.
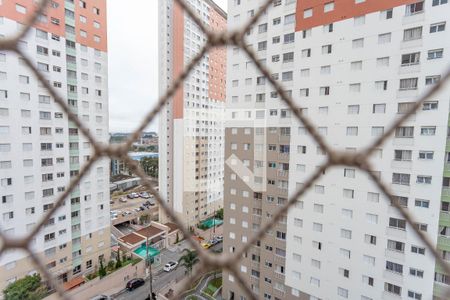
[85,251,141,281]
[203,277,222,296]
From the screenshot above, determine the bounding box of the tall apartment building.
[0,0,110,289]
[223,0,450,300]
[158,0,226,229]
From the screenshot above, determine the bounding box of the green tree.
[178,249,199,275]
[215,208,224,220]
[115,249,122,269]
[98,259,107,278]
[3,274,48,300]
[140,157,158,178]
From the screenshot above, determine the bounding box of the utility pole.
[146,237,154,300]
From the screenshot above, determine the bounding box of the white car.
[163,261,178,272]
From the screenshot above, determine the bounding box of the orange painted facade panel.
[295,0,418,31]
[172,0,184,119]
[74,0,107,51]
[208,8,226,102]
[0,0,65,37]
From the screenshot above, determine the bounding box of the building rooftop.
[136,225,164,238]
[164,222,179,233]
[119,232,145,245]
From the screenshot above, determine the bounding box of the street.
[113,242,223,300]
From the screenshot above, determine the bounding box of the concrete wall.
[44,260,146,300]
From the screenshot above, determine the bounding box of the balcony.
[438,236,450,248]
[385,249,405,262]
[278,152,290,160]
[253,199,262,209]
[277,170,288,178]
[71,216,80,226]
[443,164,450,177]
[252,215,262,224]
[383,270,403,284]
[386,226,407,239]
[402,11,425,25]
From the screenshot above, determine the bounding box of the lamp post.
[146,237,154,300]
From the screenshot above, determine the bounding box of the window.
[411,246,425,255]
[430,22,446,33]
[301,48,311,58]
[303,8,313,18]
[284,14,295,25]
[395,150,412,161]
[346,126,358,136]
[406,2,424,15]
[425,75,441,85]
[348,105,360,114]
[385,282,401,295]
[283,33,295,44]
[343,189,354,199]
[320,86,330,95]
[408,291,422,300]
[401,52,420,66]
[420,126,436,135]
[378,32,391,44]
[257,24,268,35]
[373,103,386,113]
[322,44,332,54]
[354,15,365,25]
[324,2,335,12]
[351,61,362,70]
[387,240,405,252]
[428,48,444,60]
[400,78,418,90]
[397,102,414,114]
[313,223,323,232]
[386,261,403,274]
[380,9,393,19]
[395,126,414,138]
[337,287,348,298]
[389,217,406,230]
[415,199,429,208]
[341,229,352,239]
[339,268,349,278]
[372,127,384,137]
[433,0,448,6]
[282,71,293,82]
[283,52,294,63]
[392,173,410,185]
[418,151,433,160]
[340,249,350,258]
[352,38,364,48]
[365,234,377,244]
[377,57,389,67]
[403,27,422,41]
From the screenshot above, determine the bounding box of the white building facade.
[0,0,110,289]
[223,0,450,300]
[158,0,227,229]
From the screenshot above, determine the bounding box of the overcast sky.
[107,0,228,133]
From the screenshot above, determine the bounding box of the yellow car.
[201,241,212,249]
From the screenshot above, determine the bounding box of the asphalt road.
[114,243,223,300]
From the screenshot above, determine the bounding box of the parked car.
[201,241,212,249]
[163,261,178,272]
[126,278,145,291]
[119,197,127,203]
[210,238,219,246]
[140,192,150,199]
[90,295,111,300]
[215,235,223,242]
[109,200,114,205]
[131,192,139,198]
